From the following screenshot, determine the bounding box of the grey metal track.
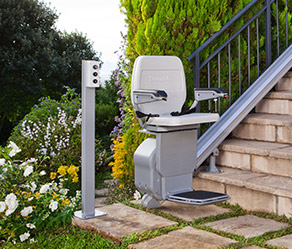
[197,44,292,167]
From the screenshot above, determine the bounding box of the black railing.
[188,0,290,115]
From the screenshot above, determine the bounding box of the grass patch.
[2,224,118,249]
[121,224,185,248]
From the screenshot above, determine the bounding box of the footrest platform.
[167,190,230,206]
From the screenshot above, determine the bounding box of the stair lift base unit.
[132,56,229,209]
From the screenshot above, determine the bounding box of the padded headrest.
[131,56,186,115]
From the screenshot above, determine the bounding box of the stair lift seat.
[131,56,229,209]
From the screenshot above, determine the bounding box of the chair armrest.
[189,88,228,110]
[133,89,167,104]
[194,88,228,102]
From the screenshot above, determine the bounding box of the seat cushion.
[146,113,219,127]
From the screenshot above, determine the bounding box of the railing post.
[193,54,200,113]
[265,0,272,67]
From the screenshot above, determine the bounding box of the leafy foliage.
[0,0,99,143]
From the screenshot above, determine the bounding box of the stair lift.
[131,56,230,209]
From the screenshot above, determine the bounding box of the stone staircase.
[194,71,292,218]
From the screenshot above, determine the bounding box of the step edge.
[219,139,292,159]
[195,167,292,199]
[264,91,292,100]
[241,114,292,126]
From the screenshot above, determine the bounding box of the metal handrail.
[188,0,260,61]
[187,0,290,166]
[199,6,267,70]
[188,0,289,112]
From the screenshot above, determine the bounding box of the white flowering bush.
[0,144,81,243]
[9,87,109,175]
[9,87,82,173]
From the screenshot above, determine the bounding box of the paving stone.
[205,215,289,238]
[132,200,231,222]
[266,234,292,248]
[129,226,236,249]
[72,203,177,244]
[95,188,109,196]
[95,197,107,207]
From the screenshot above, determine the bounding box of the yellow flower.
[34,192,41,199]
[62,199,70,206]
[11,232,15,237]
[50,172,57,179]
[72,175,79,183]
[67,165,79,177]
[57,166,68,176]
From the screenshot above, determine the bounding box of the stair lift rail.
[188,0,291,167]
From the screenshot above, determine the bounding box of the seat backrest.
[131,56,186,115]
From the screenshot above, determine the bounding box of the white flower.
[20,206,33,217]
[40,184,50,194]
[0,158,5,166]
[0,174,3,180]
[7,141,21,157]
[59,188,68,196]
[30,238,37,243]
[30,181,37,192]
[27,158,37,163]
[134,190,141,200]
[26,223,36,229]
[19,161,27,169]
[0,202,6,212]
[40,148,47,155]
[49,200,58,212]
[40,170,46,176]
[23,165,33,177]
[5,193,18,216]
[19,232,30,242]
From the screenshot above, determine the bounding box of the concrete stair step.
[193,166,292,217]
[275,71,292,91]
[232,113,292,144]
[217,139,292,178]
[255,91,292,115]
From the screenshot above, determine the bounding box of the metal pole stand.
[74,60,106,219]
[200,148,223,173]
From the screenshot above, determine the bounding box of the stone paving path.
[73,186,292,249]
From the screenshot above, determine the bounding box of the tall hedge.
[120,0,255,100]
